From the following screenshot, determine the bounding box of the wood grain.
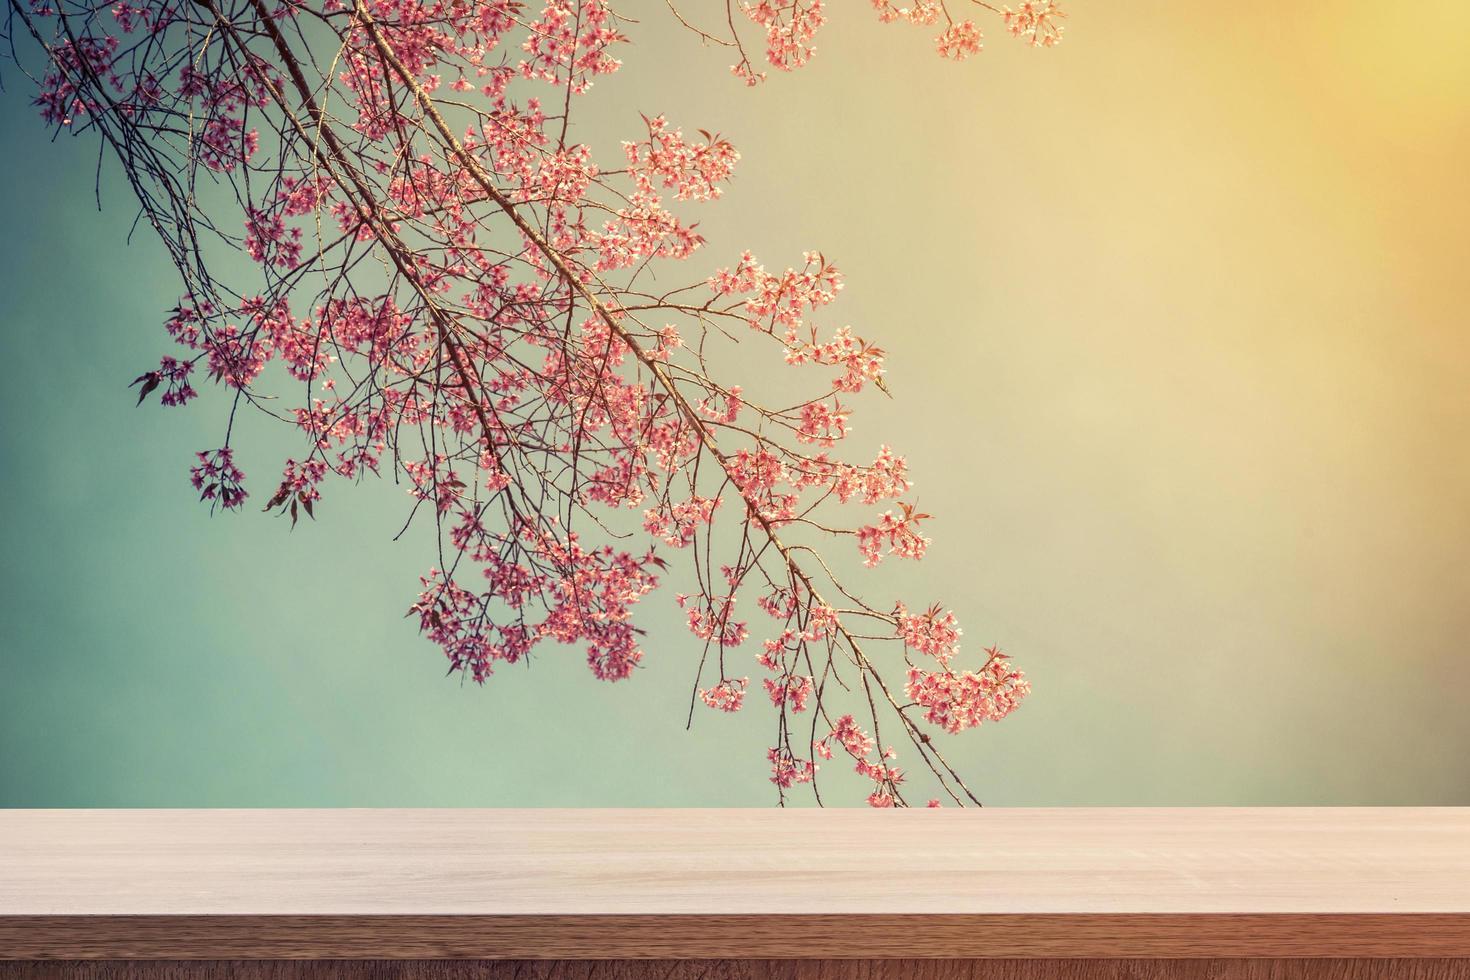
[5,961,1470,980]
[5,914,1470,960]
[3,809,1469,959]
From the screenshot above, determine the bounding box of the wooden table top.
[3,808,1469,959]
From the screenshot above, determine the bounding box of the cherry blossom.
[728,0,1064,79]
[1003,1,1066,47]
[935,20,982,60]
[190,448,248,512]
[699,677,750,712]
[905,647,1032,734]
[10,0,1057,805]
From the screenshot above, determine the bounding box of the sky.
[2,1,1468,806]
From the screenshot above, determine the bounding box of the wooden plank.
[5,914,1470,960]
[5,961,1470,980]
[7,809,1470,915]
[3,809,1470,958]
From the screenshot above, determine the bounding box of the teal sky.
[3,3,1469,806]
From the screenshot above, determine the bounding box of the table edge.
[5,913,1470,960]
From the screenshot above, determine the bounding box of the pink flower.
[625,115,739,202]
[856,504,931,567]
[762,673,813,711]
[699,677,749,712]
[189,448,247,511]
[895,601,963,666]
[1004,1,1066,47]
[742,0,826,72]
[905,647,1032,734]
[768,747,816,787]
[26,0,1044,807]
[815,715,908,806]
[935,21,982,61]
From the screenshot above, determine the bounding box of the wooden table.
[2,808,1468,978]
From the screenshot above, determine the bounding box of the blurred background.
[2,1,1468,806]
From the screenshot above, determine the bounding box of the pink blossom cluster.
[856,505,931,567]
[33,34,116,125]
[679,593,751,650]
[625,116,740,203]
[739,0,826,76]
[729,0,1065,82]
[244,209,304,269]
[935,20,983,61]
[763,672,813,711]
[519,0,624,95]
[190,448,248,512]
[895,601,963,666]
[132,357,198,408]
[869,0,1067,63]
[1003,1,1066,47]
[414,520,663,684]
[815,715,906,807]
[871,1,941,26]
[698,677,749,712]
[768,747,817,788]
[261,459,329,527]
[643,495,721,548]
[18,0,1047,805]
[905,646,1031,734]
